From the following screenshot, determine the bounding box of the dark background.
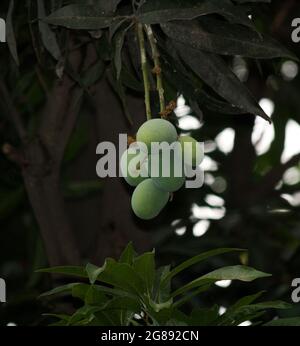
[0,0,300,325]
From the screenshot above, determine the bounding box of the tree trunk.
[22,141,80,266]
[66,77,152,265]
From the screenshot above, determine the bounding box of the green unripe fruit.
[179,136,204,167]
[136,119,178,152]
[149,150,185,192]
[120,147,148,187]
[131,179,169,220]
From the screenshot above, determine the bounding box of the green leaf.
[89,284,134,298]
[162,19,296,60]
[86,262,107,285]
[72,283,90,300]
[37,0,61,60]
[43,313,70,322]
[149,306,188,326]
[153,265,171,304]
[160,45,242,114]
[133,251,156,295]
[149,298,173,313]
[114,23,132,79]
[138,0,254,30]
[163,248,243,284]
[248,301,292,310]
[6,0,19,65]
[109,17,129,41]
[44,5,116,30]
[173,265,271,297]
[73,281,132,300]
[166,319,188,326]
[265,317,300,326]
[227,291,266,311]
[174,42,271,122]
[68,305,99,326]
[39,283,81,297]
[103,296,140,314]
[37,266,87,278]
[119,242,137,264]
[188,305,219,326]
[97,260,145,295]
[172,278,212,298]
[84,285,108,305]
[220,300,291,326]
[174,284,212,308]
[201,265,271,282]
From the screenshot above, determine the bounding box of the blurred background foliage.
[0,0,300,325]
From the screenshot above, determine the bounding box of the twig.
[137,23,151,120]
[145,24,165,113]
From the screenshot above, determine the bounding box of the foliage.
[39,243,300,326]
[0,0,300,326]
[21,0,295,122]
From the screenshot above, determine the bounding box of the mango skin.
[136,119,178,152]
[131,179,169,220]
[120,147,148,187]
[179,136,204,167]
[149,151,185,192]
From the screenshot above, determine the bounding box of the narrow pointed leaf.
[133,251,155,294]
[119,242,137,264]
[163,248,243,283]
[173,265,271,297]
[228,291,266,311]
[114,23,132,79]
[162,20,296,60]
[39,283,81,297]
[138,0,255,31]
[37,266,87,278]
[265,317,300,326]
[86,263,106,284]
[174,42,271,122]
[38,0,61,60]
[44,5,116,30]
[201,265,271,282]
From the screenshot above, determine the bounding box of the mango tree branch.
[20,37,86,266]
[0,81,27,143]
[145,24,165,113]
[137,23,151,120]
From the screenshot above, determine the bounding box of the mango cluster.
[120,119,203,220]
